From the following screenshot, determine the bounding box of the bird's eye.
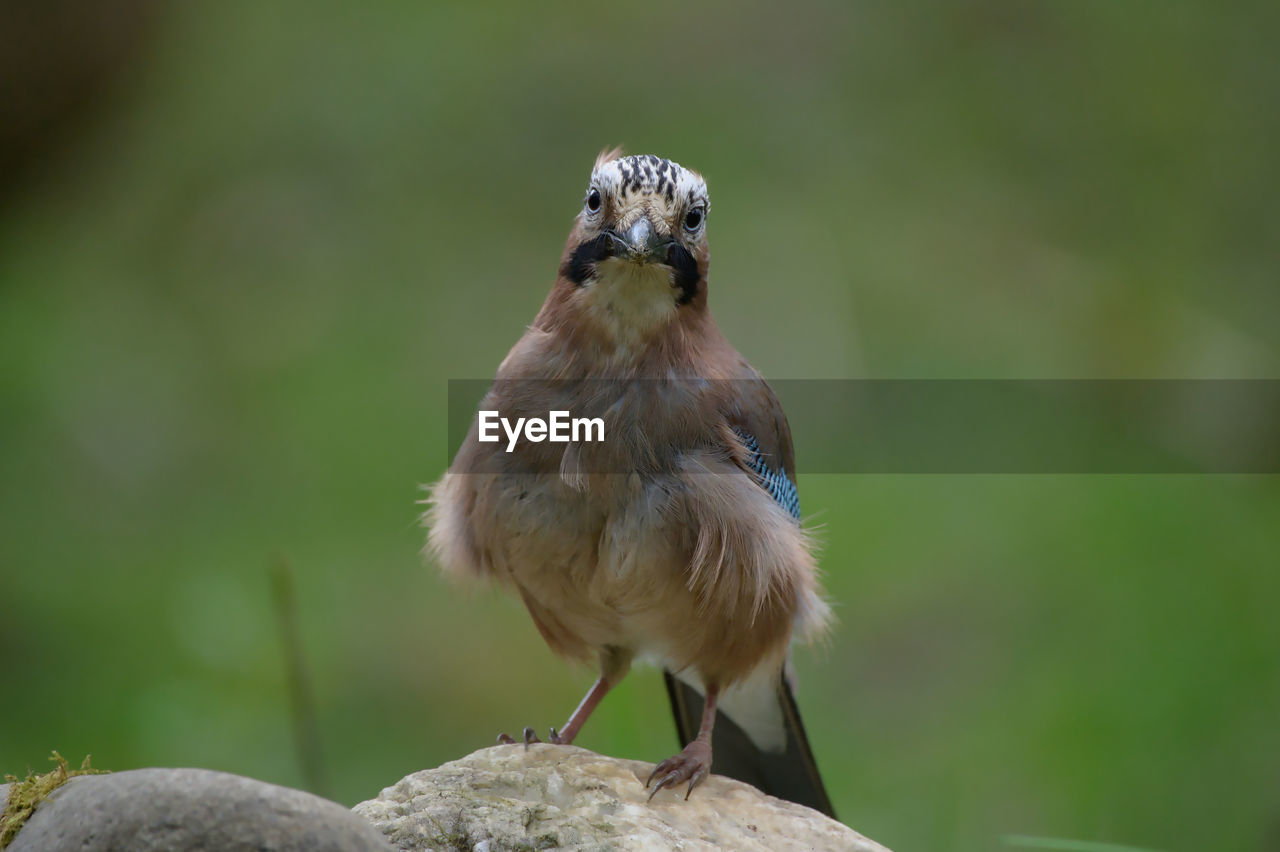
[586,188,602,213]
[683,208,704,232]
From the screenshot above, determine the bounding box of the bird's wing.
[721,371,801,519]
[661,370,835,816]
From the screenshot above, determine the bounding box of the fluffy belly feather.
[429,455,824,685]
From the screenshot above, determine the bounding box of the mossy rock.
[1,752,106,848]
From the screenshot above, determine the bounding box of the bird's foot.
[496,726,569,749]
[645,739,712,801]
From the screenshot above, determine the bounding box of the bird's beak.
[605,216,670,264]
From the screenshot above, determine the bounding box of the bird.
[426,150,835,817]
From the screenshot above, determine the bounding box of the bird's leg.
[548,674,611,744]
[646,681,719,801]
[497,646,631,748]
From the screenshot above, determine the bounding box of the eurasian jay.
[427,150,834,816]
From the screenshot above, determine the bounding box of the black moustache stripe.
[667,243,700,305]
[562,233,613,285]
[562,233,701,306]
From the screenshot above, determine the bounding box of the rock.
[354,744,891,852]
[6,768,393,852]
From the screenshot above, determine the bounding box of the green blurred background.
[2,2,1278,850]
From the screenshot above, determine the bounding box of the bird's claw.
[645,740,712,802]
[496,726,566,749]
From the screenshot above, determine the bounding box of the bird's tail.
[663,668,836,819]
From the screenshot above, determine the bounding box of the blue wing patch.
[732,427,801,520]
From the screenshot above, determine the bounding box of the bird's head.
[549,151,711,345]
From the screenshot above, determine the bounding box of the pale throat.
[579,257,678,350]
